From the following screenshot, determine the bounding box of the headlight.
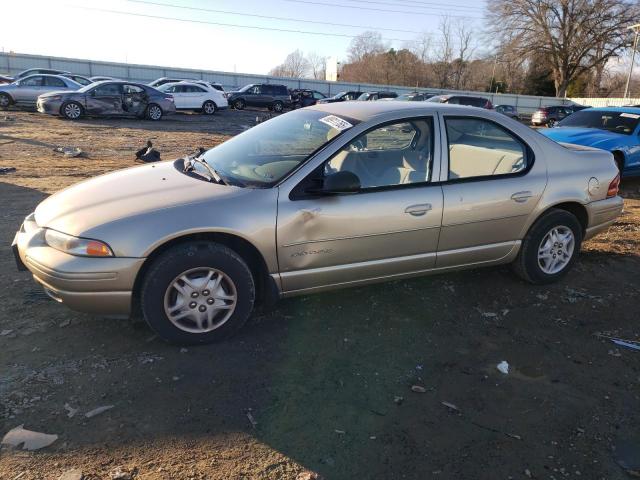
[20,213,38,233]
[44,229,114,257]
[46,95,62,101]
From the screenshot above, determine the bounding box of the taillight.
[607,173,620,198]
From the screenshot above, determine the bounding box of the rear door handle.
[511,191,533,203]
[404,203,432,216]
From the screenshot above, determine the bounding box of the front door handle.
[404,203,432,216]
[511,191,533,203]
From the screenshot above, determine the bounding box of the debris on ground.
[611,339,640,351]
[441,401,460,412]
[1,424,58,450]
[58,468,83,480]
[497,360,510,375]
[53,146,84,158]
[85,405,114,418]
[245,409,258,428]
[64,403,78,418]
[296,471,322,480]
[0,166,16,174]
[411,385,426,393]
[109,466,137,480]
[1,329,13,336]
[135,140,161,162]
[334,429,346,435]
[393,395,404,405]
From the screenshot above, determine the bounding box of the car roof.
[307,100,489,121]
[586,106,640,113]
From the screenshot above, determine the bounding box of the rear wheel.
[512,209,582,284]
[0,93,12,110]
[233,99,245,110]
[272,101,284,113]
[202,100,217,115]
[61,101,83,120]
[140,242,255,344]
[146,103,163,121]
[547,118,557,128]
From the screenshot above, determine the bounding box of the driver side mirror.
[319,171,361,194]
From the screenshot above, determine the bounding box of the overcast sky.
[2,0,487,74]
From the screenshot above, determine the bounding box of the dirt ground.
[0,110,639,480]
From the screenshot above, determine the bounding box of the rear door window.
[445,117,528,180]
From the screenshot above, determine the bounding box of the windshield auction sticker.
[319,115,353,131]
[620,113,640,119]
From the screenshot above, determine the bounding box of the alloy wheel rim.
[65,103,80,119]
[163,267,237,333]
[274,103,282,112]
[204,102,215,114]
[0,96,8,107]
[149,106,161,120]
[537,226,574,275]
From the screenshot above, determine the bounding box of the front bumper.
[584,196,624,240]
[13,216,144,318]
[36,99,63,115]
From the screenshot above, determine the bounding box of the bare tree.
[488,0,640,97]
[432,17,455,88]
[347,31,386,63]
[451,20,475,90]
[269,49,309,78]
[306,52,326,80]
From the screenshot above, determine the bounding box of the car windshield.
[200,109,359,187]
[557,110,640,134]
[238,84,254,92]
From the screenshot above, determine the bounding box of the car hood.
[39,90,77,99]
[541,127,628,148]
[34,160,246,236]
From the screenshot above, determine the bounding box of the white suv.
[158,81,228,115]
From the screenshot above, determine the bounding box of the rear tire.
[272,101,284,113]
[202,100,217,115]
[547,118,557,128]
[0,93,12,110]
[233,99,245,110]
[61,101,83,120]
[145,103,163,121]
[140,242,255,344]
[512,209,582,284]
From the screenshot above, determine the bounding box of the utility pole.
[624,23,640,99]
[490,54,498,93]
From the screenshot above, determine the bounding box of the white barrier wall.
[0,52,572,114]
[570,97,640,107]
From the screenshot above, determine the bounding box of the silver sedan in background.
[36,81,176,120]
[0,74,81,109]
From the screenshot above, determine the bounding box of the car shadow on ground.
[1,182,639,479]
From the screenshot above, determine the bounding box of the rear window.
[557,110,640,135]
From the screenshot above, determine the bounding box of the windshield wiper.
[183,148,226,185]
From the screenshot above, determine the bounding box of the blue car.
[540,107,640,177]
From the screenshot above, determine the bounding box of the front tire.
[233,99,245,110]
[547,118,557,128]
[0,93,12,110]
[140,242,256,344]
[202,100,217,115]
[145,103,163,121]
[272,101,284,113]
[61,101,83,120]
[512,209,583,284]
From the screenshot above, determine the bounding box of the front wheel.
[145,103,163,121]
[61,101,83,120]
[547,118,557,128]
[272,101,284,113]
[512,209,583,284]
[202,100,217,115]
[140,242,256,344]
[233,99,245,110]
[0,93,12,110]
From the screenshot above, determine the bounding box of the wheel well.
[548,202,588,234]
[131,232,272,314]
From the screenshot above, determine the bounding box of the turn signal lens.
[45,229,114,257]
[607,173,620,198]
